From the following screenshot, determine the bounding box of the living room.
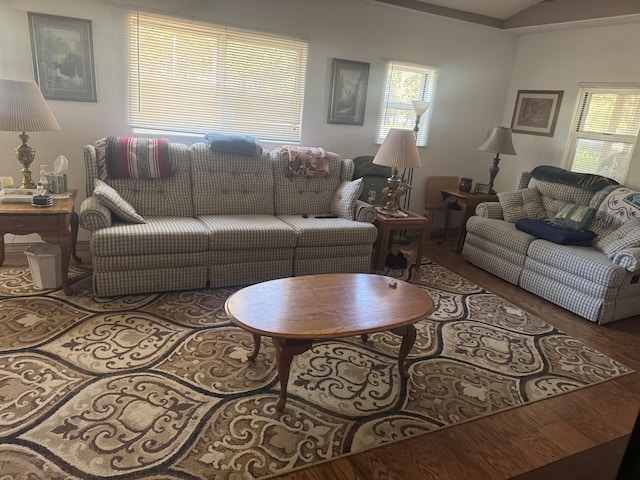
[1,1,639,479]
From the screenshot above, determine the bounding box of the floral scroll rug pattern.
[0,260,632,479]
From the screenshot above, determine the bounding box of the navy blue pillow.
[515,219,597,246]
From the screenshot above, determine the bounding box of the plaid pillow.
[595,220,640,257]
[550,203,595,231]
[498,188,547,223]
[331,178,363,220]
[93,179,145,224]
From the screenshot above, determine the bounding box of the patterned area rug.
[0,260,632,479]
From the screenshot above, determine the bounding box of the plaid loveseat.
[79,139,377,297]
[462,166,640,324]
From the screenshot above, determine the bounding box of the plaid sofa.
[79,140,377,297]
[462,167,640,324]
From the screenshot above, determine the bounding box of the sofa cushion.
[516,219,596,246]
[91,217,210,256]
[199,215,297,250]
[278,214,378,247]
[594,220,640,256]
[93,179,145,224]
[330,178,363,220]
[550,204,595,231]
[498,188,547,223]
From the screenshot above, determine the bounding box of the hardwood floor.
[277,237,640,480]
[5,239,640,479]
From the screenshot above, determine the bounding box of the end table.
[373,210,428,271]
[0,190,81,294]
[440,189,498,252]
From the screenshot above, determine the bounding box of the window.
[128,12,308,142]
[377,61,439,146]
[563,84,640,183]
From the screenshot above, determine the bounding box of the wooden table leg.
[272,337,313,411]
[248,333,261,361]
[391,324,417,379]
[453,202,469,253]
[375,222,392,271]
[0,232,4,265]
[57,233,73,296]
[70,211,81,264]
[414,224,427,270]
[439,199,454,245]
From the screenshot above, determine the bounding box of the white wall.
[1,0,517,243]
[5,0,640,247]
[500,21,640,191]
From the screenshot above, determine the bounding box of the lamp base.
[488,154,501,194]
[16,132,37,189]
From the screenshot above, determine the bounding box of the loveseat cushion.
[515,219,596,246]
[91,217,210,256]
[199,215,297,250]
[497,188,547,223]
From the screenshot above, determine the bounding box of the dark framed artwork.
[28,12,97,102]
[327,58,370,125]
[511,90,563,136]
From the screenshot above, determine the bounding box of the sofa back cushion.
[189,143,275,215]
[528,178,597,217]
[271,149,352,215]
[498,188,547,223]
[84,141,193,217]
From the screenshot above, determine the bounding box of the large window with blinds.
[563,84,640,183]
[377,61,439,147]
[128,12,309,142]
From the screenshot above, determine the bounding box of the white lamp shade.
[373,129,421,170]
[478,126,516,155]
[0,79,61,132]
[412,100,430,116]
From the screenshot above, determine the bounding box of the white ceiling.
[417,0,540,20]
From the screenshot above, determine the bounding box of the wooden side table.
[0,190,80,295]
[440,189,498,252]
[373,210,428,271]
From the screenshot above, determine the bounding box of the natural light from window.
[128,12,308,142]
[564,85,640,183]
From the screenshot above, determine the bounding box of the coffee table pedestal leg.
[248,333,262,361]
[272,337,313,412]
[391,324,417,379]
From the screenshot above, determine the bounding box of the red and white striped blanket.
[98,136,172,179]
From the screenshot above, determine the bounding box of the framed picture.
[327,58,369,125]
[474,183,491,194]
[28,12,97,102]
[511,90,563,136]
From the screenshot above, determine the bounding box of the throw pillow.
[498,188,547,223]
[93,179,146,224]
[594,220,640,257]
[515,219,597,246]
[330,178,363,220]
[550,203,595,231]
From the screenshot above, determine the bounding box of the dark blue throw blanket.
[203,133,262,155]
[530,165,618,190]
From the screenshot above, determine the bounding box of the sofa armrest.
[475,201,504,220]
[354,200,376,223]
[79,195,112,231]
[611,247,640,272]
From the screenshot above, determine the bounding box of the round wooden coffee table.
[224,273,434,411]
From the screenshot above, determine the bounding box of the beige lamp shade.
[373,129,421,170]
[412,100,430,116]
[478,126,516,155]
[0,79,61,132]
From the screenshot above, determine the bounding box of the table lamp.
[477,126,516,194]
[373,129,421,214]
[0,79,61,189]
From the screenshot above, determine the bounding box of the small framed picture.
[474,183,491,194]
[28,12,97,102]
[511,90,563,137]
[327,58,370,125]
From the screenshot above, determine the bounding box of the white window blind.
[563,84,640,183]
[377,61,439,146]
[128,12,308,142]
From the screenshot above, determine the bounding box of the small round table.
[224,273,434,411]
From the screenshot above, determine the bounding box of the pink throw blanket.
[277,145,329,178]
